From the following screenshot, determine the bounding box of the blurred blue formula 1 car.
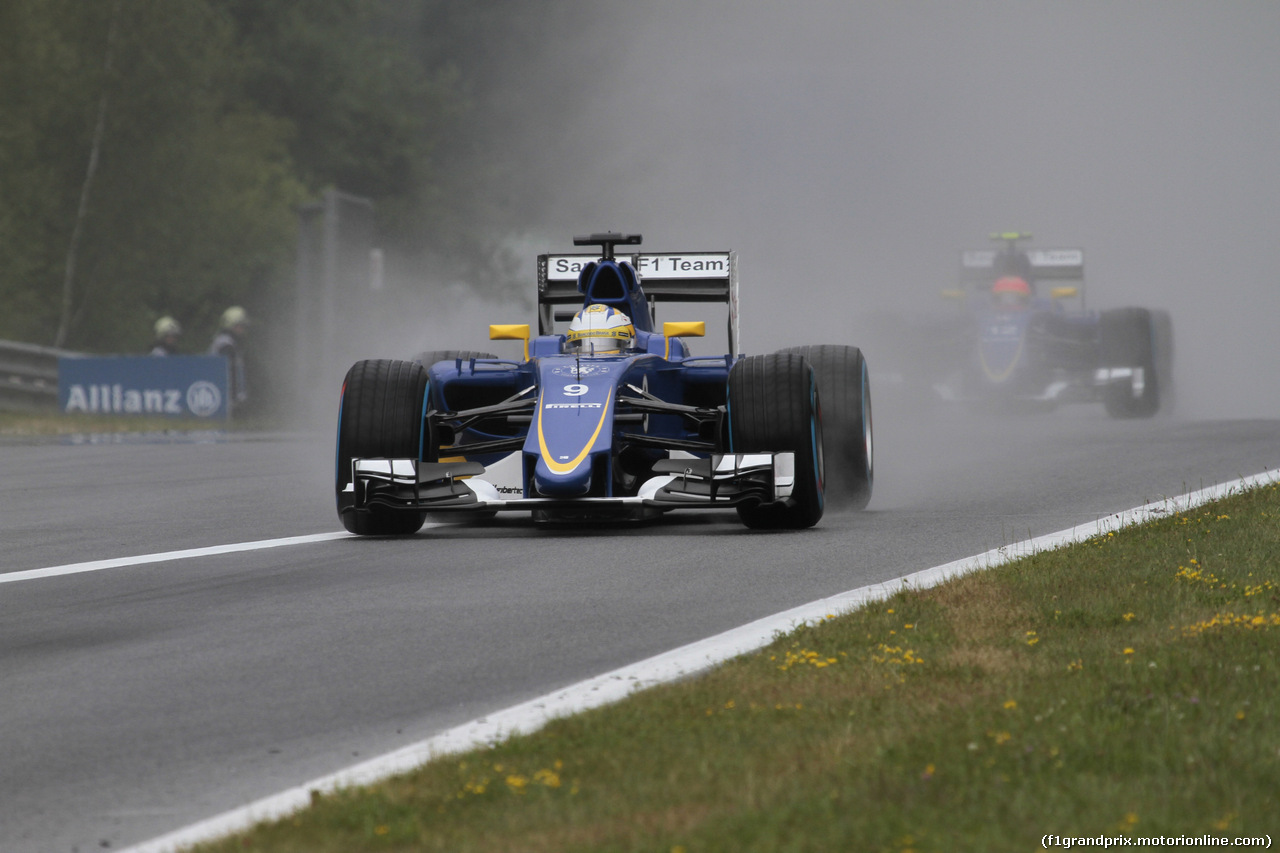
[335,233,874,535]
[932,232,1174,417]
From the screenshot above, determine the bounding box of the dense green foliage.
[0,0,591,354]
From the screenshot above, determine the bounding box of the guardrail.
[0,339,84,412]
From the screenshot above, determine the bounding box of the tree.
[0,0,601,353]
[0,0,310,351]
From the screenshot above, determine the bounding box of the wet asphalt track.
[2,401,1279,852]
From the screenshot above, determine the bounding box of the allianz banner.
[58,356,230,420]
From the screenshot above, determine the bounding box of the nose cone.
[530,396,612,496]
[532,457,594,497]
[526,356,619,497]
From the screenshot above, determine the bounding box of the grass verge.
[190,482,1280,852]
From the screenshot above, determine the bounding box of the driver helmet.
[566,304,635,354]
[991,276,1031,308]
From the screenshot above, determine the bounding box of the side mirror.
[661,321,705,360]
[489,324,530,361]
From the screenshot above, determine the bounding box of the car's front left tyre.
[336,359,430,535]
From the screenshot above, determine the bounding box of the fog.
[426,0,1277,421]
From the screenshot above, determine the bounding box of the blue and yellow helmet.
[566,304,635,354]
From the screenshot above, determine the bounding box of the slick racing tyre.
[780,345,873,509]
[726,352,825,529]
[336,359,430,535]
[1099,308,1163,419]
[415,350,498,368]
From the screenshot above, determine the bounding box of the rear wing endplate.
[537,252,740,354]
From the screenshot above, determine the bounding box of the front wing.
[340,453,798,520]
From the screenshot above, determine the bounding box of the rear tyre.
[415,350,498,368]
[727,353,825,529]
[779,345,873,509]
[336,359,430,535]
[1099,308,1161,419]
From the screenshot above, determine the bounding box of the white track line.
[1,532,351,584]
[112,467,1277,853]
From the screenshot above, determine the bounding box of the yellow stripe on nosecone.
[537,390,613,474]
[979,333,1025,382]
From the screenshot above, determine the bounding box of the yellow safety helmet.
[220,306,249,330]
[154,316,182,338]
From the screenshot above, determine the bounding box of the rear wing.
[537,251,741,354]
[959,248,1085,283]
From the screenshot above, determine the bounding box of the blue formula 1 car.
[930,232,1174,418]
[335,233,873,535]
